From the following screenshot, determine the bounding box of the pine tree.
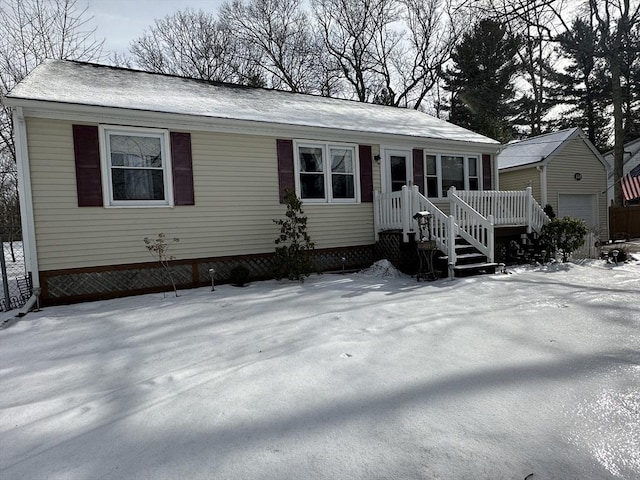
[444,19,521,142]
[553,18,611,151]
[272,189,315,281]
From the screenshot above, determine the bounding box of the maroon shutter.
[412,148,424,194]
[482,154,492,190]
[359,145,373,202]
[170,132,194,206]
[277,139,295,203]
[73,124,103,207]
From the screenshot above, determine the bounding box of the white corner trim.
[539,165,548,206]
[12,107,40,289]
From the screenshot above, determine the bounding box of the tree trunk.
[610,60,625,207]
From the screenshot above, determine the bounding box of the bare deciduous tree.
[129,8,258,84]
[219,0,324,93]
[312,0,397,102]
[0,0,103,230]
[384,0,465,109]
[1,0,103,161]
[0,151,20,251]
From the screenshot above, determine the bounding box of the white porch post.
[526,186,533,233]
[13,107,40,291]
[373,190,380,241]
[447,214,456,278]
[401,185,413,242]
[487,214,495,262]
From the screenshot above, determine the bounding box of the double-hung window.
[295,141,358,203]
[424,153,480,199]
[100,126,173,207]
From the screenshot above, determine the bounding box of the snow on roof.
[6,60,499,145]
[497,128,580,170]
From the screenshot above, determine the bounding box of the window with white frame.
[424,153,480,199]
[100,126,173,206]
[295,141,358,203]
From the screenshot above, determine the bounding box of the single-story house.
[4,60,548,305]
[498,128,609,238]
[603,137,640,205]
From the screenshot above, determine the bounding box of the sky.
[84,0,228,55]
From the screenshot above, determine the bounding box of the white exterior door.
[558,193,597,228]
[383,149,412,192]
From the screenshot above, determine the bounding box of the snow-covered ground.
[1,259,638,480]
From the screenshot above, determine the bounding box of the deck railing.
[373,186,549,268]
[452,187,548,232]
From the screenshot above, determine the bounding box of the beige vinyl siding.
[26,118,375,271]
[545,138,608,236]
[499,167,541,201]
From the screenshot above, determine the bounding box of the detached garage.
[498,128,609,239]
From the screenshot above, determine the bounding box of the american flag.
[622,163,640,201]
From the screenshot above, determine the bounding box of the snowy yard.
[1,259,639,480]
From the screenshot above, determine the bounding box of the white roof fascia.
[499,161,543,173]
[9,98,501,154]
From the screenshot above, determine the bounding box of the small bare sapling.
[144,233,180,296]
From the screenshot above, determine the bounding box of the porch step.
[439,252,486,264]
[453,262,499,277]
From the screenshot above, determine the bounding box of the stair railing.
[448,187,495,262]
[410,186,456,265]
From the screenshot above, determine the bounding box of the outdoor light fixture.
[373,154,381,162]
[208,268,215,291]
[574,172,582,181]
[611,249,619,265]
[413,211,433,241]
[341,257,346,274]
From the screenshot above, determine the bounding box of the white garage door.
[558,194,597,227]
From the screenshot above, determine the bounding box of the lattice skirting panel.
[375,231,419,274]
[40,245,375,305]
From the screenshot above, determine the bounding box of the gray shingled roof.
[497,128,579,170]
[5,60,499,145]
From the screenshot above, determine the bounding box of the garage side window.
[100,126,174,207]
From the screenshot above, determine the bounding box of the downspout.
[13,107,40,298]
[493,152,499,191]
[537,164,547,207]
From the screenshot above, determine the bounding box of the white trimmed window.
[295,141,359,203]
[424,153,480,199]
[100,125,173,207]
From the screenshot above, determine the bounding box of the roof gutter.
[12,107,40,293]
